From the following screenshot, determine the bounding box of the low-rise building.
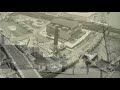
[46,18,82,41]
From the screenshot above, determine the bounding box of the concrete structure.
[0,33,42,78]
[46,18,82,41]
[1,43,42,78]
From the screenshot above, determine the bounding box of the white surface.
[64,29,91,48]
[8,25,16,31]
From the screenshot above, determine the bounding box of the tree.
[101,12,120,64]
[101,12,110,62]
[107,36,120,63]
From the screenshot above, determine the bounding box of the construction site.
[0,12,120,78]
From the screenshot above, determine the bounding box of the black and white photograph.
[0,12,120,78]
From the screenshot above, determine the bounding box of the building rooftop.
[51,18,81,29]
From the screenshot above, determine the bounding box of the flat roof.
[51,18,80,29]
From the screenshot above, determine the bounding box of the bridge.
[1,44,42,78]
[0,36,42,78]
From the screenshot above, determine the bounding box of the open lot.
[0,21,32,37]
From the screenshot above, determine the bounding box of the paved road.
[3,44,42,78]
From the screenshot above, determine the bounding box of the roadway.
[1,44,42,78]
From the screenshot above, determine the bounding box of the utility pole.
[100,69,103,78]
[86,63,89,75]
[1,34,5,45]
[72,65,75,75]
[0,30,4,45]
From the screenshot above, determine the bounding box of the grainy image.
[0,12,120,78]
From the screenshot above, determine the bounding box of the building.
[46,18,82,41]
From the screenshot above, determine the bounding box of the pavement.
[0,47,18,78]
[1,36,42,78]
[4,44,42,78]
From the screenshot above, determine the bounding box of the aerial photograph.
[0,12,120,78]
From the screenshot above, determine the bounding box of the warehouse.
[46,18,82,41]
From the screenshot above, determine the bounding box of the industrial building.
[0,12,120,78]
[46,18,82,41]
